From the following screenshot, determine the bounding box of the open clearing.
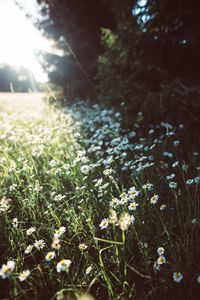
[0,93,46,112]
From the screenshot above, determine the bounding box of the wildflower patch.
[0,97,199,299]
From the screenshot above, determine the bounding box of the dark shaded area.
[33,0,200,98]
[96,0,200,97]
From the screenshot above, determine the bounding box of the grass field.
[0,93,199,299]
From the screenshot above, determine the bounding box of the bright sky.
[0,0,53,82]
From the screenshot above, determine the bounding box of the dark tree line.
[0,64,38,92]
[33,0,200,106]
[34,0,115,99]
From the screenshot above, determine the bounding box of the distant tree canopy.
[0,64,38,92]
[35,0,200,102]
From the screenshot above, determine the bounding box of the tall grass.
[0,96,199,299]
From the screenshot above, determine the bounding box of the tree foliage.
[93,0,200,142]
[35,0,200,124]
[35,0,116,99]
[0,64,38,92]
[97,0,200,97]
[95,0,200,132]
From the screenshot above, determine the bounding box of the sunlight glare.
[0,0,53,82]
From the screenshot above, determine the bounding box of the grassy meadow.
[0,94,199,299]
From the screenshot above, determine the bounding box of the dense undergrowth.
[0,96,199,299]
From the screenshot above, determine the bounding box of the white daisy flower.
[157,256,166,265]
[103,168,113,176]
[128,187,140,198]
[56,259,71,272]
[19,270,30,281]
[26,227,36,235]
[173,272,183,283]
[128,202,138,210]
[99,218,109,229]
[160,204,167,210]
[0,261,15,279]
[81,165,90,174]
[34,239,45,250]
[150,195,159,204]
[25,245,33,254]
[85,265,93,275]
[142,183,153,190]
[120,192,127,198]
[157,247,165,256]
[54,226,66,238]
[45,251,56,261]
[119,197,128,205]
[110,198,119,208]
[79,243,88,250]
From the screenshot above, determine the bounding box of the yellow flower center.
[4,267,11,274]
